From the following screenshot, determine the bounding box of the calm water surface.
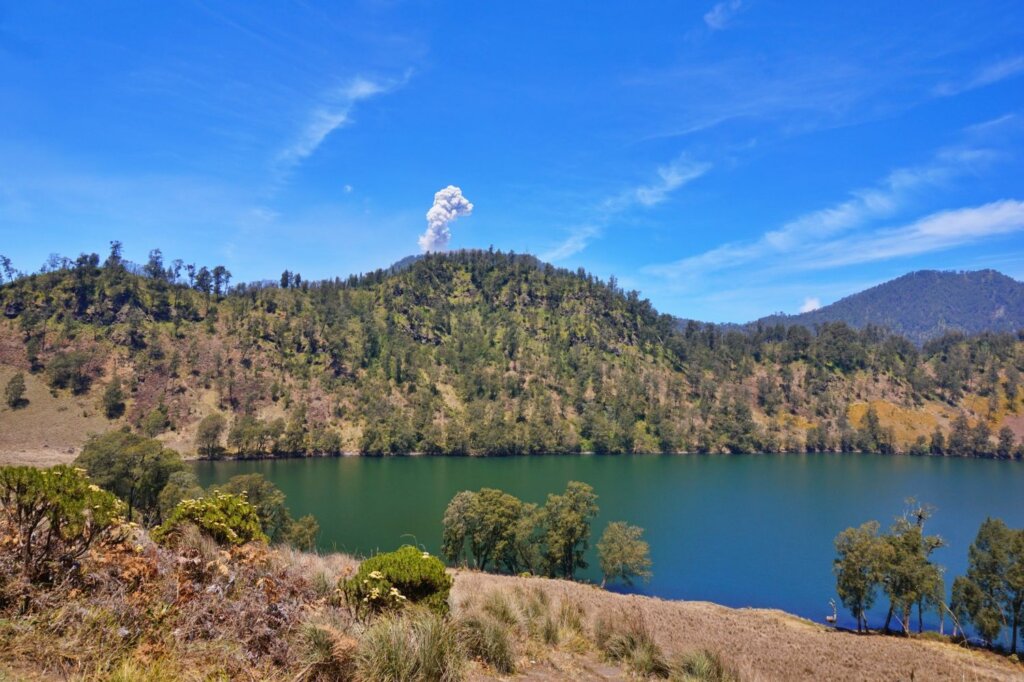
[194,454,1024,631]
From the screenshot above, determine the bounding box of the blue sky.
[1,1,1023,322]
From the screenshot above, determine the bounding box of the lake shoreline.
[186,448,1024,462]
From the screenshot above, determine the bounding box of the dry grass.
[452,570,1024,681]
[0,365,109,466]
[2,516,1023,681]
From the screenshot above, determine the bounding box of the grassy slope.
[1,536,1019,681]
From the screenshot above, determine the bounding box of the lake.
[194,453,1024,632]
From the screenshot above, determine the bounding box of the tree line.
[441,482,652,588]
[834,502,1024,654]
[2,244,1023,458]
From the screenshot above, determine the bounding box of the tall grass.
[356,607,463,682]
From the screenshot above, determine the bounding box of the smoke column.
[418,185,473,252]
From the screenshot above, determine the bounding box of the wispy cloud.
[789,200,1024,270]
[703,1,744,30]
[540,224,599,261]
[935,55,1024,96]
[644,145,996,279]
[543,155,711,261]
[276,75,401,172]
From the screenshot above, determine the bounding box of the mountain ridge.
[753,269,1024,344]
[1,248,1023,461]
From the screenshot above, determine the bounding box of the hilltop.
[755,269,1024,345]
[1,247,1023,461]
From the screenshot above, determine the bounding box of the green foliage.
[46,351,91,394]
[950,517,1024,652]
[342,545,452,618]
[541,481,599,579]
[4,372,26,409]
[597,521,653,588]
[833,521,884,632]
[156,470,204,519]
[215,473,319,548]
[0,465,125,582]
[195,413,226,458]
[834,500,945,636]
[139,404,171,437]
[152,491,266,546]
[442,483,599,579]
[101,378,126,419]
[74,430,184,525]
[4,248,1024,458]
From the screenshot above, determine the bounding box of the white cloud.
[799,297,822,313]
[935,55,1024,96]
[791,200,1024,270]
[277,75,399,171]
[704,0,744,30]
[540,225,600,262]
[544,155,710,262]
[644,145,997,279]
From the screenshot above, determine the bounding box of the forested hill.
[1,247,1023,460]
[755,269,1024,345]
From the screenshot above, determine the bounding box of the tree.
[101,378,126,419]
[441,490,477,566]
[597,521,652,588]
[157,470,204,519]
[879,501,945,635]
[996,427,1016,459]
[74,431,184,524]
[951,518,1024,652]
[542,481,599,579]
[834,521,885,632]
[0,465,126,582]
[195,413,227,457]
[4,372,27,409]
[216,473,291,543]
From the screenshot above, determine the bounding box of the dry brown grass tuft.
[452,570,1024,681]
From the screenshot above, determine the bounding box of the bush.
[356,608,463,682]
[457,612,516,674]
[0,465,126,583]
[595,610,670,678]
[342,545,452,618]
[672,649,741,682]
[152,492,266,546]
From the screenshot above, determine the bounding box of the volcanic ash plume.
[418,185,473,252]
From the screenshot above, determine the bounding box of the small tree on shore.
[597,521,652,588]
[951,517,1024,653]
[834,521,885,632]
[196,413,227,457]
[542,481,599,579]
[4,372,27,409]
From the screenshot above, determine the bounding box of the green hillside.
[1,246,1023,458]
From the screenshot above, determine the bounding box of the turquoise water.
[193,453,1024,632]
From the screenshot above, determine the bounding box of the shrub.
[457,612,515,674]
[0,465,126,583]
[356,608,463,682]
[152,492,266,546]
[342,545,452,618]
[595,611,670,678]
[672,649,740,682]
